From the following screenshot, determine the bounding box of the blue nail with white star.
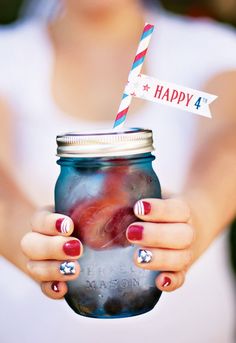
[137,249,153,264]
[59,261,76,275]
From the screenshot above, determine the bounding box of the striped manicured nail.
[134,201,151,216]
[56,218,71,234]
[59,261,76,275]
[51,281,60,292]
[137,249,152,264]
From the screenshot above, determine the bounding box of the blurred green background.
[0,0,23,24]
[0,0,236,26]
[0,0,235,275]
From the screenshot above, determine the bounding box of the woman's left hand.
[126,197,195,292]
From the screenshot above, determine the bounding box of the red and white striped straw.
[113,23,154,129]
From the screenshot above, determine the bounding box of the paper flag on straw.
[125,74,217,118]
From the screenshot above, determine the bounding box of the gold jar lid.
[56,128,154,158]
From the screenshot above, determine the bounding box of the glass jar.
[55,128,162,318]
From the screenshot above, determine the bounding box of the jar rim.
[56,128,155,158]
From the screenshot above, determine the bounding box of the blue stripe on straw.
[131,56,145,70]
[113,115,126,128]
[141,27,154,41]
[122,93,129,100]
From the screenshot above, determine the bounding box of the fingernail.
[127,225,144,241]
[137,249,152,263]
[56,217,71,234]
[63,240,81,257]
[134,201,151,216]
[59,261,76,275]
[51,281,60,292]
[162,277,171,287]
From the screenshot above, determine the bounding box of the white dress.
[0,8,236,343]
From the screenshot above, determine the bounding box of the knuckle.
[27,262,49,282]
[154,250,172,270]
[182,250,193,269]
[169,255,181,271]
[30,210,46,231]
[27,261,50,282]
[20,233,33,256]
[171,198,190,219]
[53,235,66,245]
[156,250,167,269]
[182,224,195,247]
[158,249,193,272]
[178,198,191,220]
[43,236,63,259]
[26,261,37,278]
[174,251,192,271]
[187,225,195,244]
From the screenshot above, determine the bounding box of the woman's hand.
[21,209,83,299]
[126,197,195,292]
[21,197,194,300]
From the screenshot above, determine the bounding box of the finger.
[127,222,194,249]
[21,232,83,260]
[133,198,191,223]
[31,209,74,236]
[26,260,80,282]
[156,271,186,292]
[41,281,68,299]
[134,247,192,272]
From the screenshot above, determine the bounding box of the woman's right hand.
[20,209,83,299]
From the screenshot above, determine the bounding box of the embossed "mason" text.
[86,278,139,290]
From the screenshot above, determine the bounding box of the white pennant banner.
[125,74,217,118]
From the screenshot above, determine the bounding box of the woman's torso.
[0,8,236,343]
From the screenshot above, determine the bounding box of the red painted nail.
[63,240,81,256]
[56,217,71,234]
[162,277,171,288]
[134,201,151,216]
[51,281,60,293]
[127,225,144,241]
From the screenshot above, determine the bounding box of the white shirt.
[0,8,236,343]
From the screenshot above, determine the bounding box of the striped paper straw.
[113,23,154,129]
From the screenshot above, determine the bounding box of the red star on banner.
[143,84,150,91]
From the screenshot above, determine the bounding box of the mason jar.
[55,128,162,318]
